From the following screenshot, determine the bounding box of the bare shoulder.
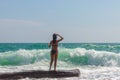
[50,40,53,44]
[57,40,60,43]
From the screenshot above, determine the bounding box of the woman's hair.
[53,34,57,44]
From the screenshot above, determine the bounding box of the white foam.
[1,48,120,67]
[0,60,120,80]
[79,66,120,80]
[61,48,120,66]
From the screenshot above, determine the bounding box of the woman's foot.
[49,67,51,71]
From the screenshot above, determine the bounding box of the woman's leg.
[54,53,58,71]
[49,54,54,71]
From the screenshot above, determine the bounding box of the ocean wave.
[0,48,120,67]
[0,49,50,66]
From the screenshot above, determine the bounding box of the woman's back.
[51,41,58,51]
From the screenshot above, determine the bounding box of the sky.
[0,0,120,43]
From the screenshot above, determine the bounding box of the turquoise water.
[1,43,120,80]
[1,43,120,52]
[0,43,120,66]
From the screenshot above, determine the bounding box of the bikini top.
[52,43,58,46]
[51,40,58,47]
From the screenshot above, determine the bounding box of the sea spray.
[0,48,120,67]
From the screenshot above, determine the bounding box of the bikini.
[51,50,57,54]
[51,44,58,54]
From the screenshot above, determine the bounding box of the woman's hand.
[54,33,58,36]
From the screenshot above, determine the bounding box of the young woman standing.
[48,33,63,71]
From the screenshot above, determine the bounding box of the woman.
[48,33,63,71]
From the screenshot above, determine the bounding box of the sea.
[0,43,120,80]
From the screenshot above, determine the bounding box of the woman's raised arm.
[56,34,63,42]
